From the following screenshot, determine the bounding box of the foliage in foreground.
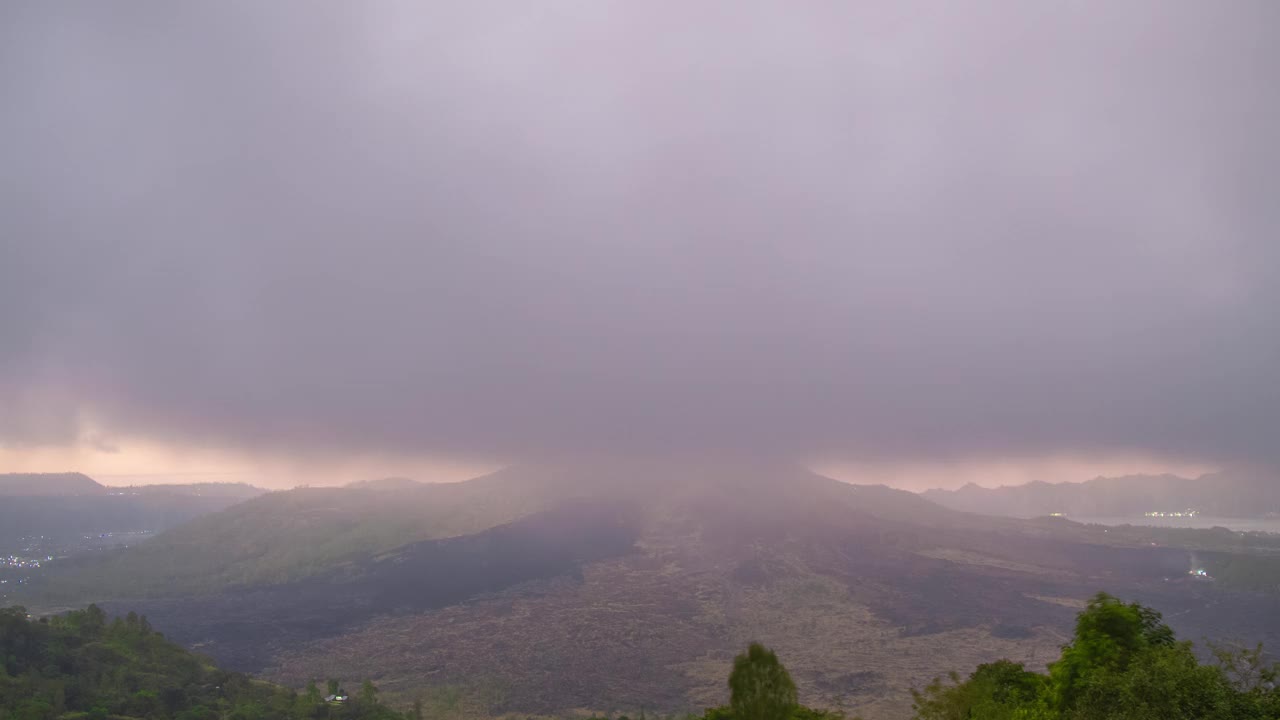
[0,605,405,720]
[6,595,1279,720]
[911,592,1280,720]
[695,642,848,720]
[728,643,799,720]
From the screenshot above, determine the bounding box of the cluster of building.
[2,554,49,569]
[1144,509,1200,518]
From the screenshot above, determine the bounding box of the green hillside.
[0,605,405,720]
[32,472,552,600]
[32,461,935,602]
[6,595,1278,720]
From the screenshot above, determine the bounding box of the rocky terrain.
[23,462,1280,720]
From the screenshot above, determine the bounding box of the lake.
[1068,515,1280,534]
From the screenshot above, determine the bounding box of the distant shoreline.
[1066,515,1280,534]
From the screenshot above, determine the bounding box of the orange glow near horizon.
[0,433,1219,491]
[814,454,1220,492]
[0,437,498,488]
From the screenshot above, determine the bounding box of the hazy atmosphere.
[6,5,1280,720]
[3,1,1278,486]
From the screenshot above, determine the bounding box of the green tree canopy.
[729,643,798,720]
[912,660,1045,720]
[1048,592,1175,712]
[0,606,410,720]
[912,591,1280,720]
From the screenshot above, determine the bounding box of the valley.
[7,5,1277,717]
[16,463,1280,720]
[0,473,268,605]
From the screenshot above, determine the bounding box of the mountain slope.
[33,471,555,597]
[0,472,105,496]
[0,605,407,720]
[257,465,1280,719]
[27,462,1280,720]
[0,494,265,547]
[36,460,956,599]
[0,477,267,549]
[126,481,267,498]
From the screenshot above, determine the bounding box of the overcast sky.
[2,1,1277,488]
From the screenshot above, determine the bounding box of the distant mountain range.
[0,472,106,496]
[343,476,424,491]
[0,472,268,546]
[0,472,266,498]
[921,471,1280,519]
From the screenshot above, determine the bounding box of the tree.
[908,592,1280,720]
[327,679,341,697]
[0,605,416,720]
[360,679,379,706]
[1212,642,1278,693]
[1068,642,1234,720]
[1048,592,1174,712]
[728,643,798,720]
[83,604,107,633]
[912,661,1045,720]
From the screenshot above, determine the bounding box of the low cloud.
[2,1,1277,472]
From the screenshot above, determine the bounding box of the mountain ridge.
[0,474,270,549]
[0,472,105,496]
[21,461,1280,720]
[921,470,1280,518]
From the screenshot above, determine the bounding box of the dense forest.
[0,605,404,720]
[5,595,1279,720]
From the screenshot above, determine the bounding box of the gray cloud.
[2,1,1278,467]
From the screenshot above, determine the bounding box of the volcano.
[29,460,1280,720]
